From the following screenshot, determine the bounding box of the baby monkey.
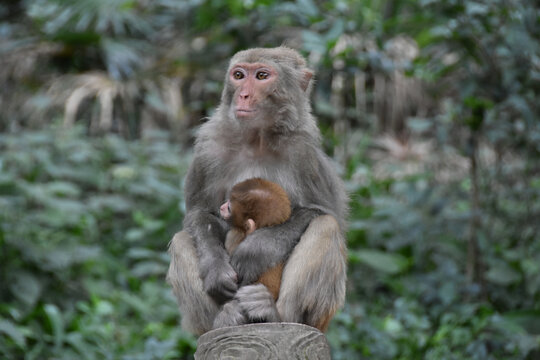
[220,178,291,300]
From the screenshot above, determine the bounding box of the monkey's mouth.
[236,108,256,117]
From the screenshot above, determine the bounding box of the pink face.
[229,62,277,120]
[220,200,231,219]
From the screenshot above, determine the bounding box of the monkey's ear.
[301,70,313,92]
[245,219,256,235]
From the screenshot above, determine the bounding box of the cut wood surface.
[195,323,331,359]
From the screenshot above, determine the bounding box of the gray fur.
[236,284,281,323]
[166,231,219,335]
[212,299,247,328]
[277,216,346,328]
[167,47,348,334]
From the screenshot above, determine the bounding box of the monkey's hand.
[236,284,281,323]
[201,259,238,304]
[230,207,323,285]
[213,299,247,329]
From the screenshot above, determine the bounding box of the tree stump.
[195,323,331,359]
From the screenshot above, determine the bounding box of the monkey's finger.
[208,284,237,304]
[205,270,239,304]
[236,285,274,309]
[220,275,239,293]
[236,284,271,300]
[213,300,247,329]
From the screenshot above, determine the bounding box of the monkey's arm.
[183,159,237,304]
[225,228,245,254]
[230,206,324,286]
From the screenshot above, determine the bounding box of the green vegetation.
[0,128,196,359]
[1,0,539,359]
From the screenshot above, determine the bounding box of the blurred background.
[0,0,539,359]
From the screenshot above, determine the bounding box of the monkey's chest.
[213,154,301,204]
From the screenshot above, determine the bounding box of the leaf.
[65,332,94,358]
[502,310,540,335]
[0,320,26,348]
[131,261,167,278]
[466,2,489,16]
[44,304,65,350]
[348,220,368,231]
[47,198,86,214]
[95,300,114,316]
[383,317,404,337]
[42,245,101,270]
[10,271,43,308]
[126,228,145,242]
[296,0,319,18]
[0,173,16,195]
[325,19,345,42]
[112,165,136,180]
[302,30,326,54]
[71,245,102,263]
[127,248,157,260]
[353,250,409,274]
[88,195,132,213]
[485,262,521,286]
[45,181,81,198]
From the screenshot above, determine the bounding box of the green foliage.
[339,157,540,359]
[0,127,195,359]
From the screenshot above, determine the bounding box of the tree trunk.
[467,131,484,297]
[195,323,331,360]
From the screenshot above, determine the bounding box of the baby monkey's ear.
[244,219,256,235]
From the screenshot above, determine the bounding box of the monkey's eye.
[228,202,231,213]
[233,71,244,80]
[256,71,269,80]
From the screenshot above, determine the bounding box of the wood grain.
[195,323,331,359]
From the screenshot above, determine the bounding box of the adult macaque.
[220,177,292,300]
[167,47,348,335]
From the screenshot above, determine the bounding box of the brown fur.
[224,178,291,300]
[229,178,291,229]
[257,263,284,300]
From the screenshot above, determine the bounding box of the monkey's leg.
[258,264,284,300]
[276,215,347,332]
[167,231,220,336]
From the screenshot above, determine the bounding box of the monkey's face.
[220,199,250,232]
[228,62,278,128]
[219,200,231,220]
[222,47,315,135]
